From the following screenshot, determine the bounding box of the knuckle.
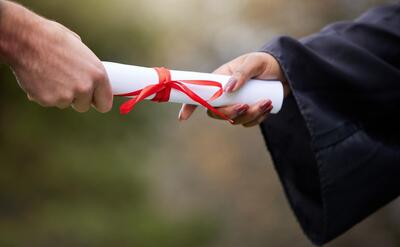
[250,53,266,65]
[247,110,259,120]
[91,66,108,83]
[75,83,92,95]
[234,69,244,78]
[38,95,56,107]
[235,68,251,81]
[59,92,74,103]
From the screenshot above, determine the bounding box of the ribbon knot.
[117,67,233,123]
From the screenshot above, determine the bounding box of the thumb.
[224,54,266,93]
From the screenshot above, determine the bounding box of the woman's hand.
[178,52,289,127]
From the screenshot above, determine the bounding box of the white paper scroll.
[103,62,284,113]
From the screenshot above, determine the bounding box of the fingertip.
[229,71,247,93]
[93,85,113,113]
[103,103,113,113]
[231,78,245,92]
[224,77,237,93]
[259,99,272,113]
[94,99,113,113]
[94,107,107,113]
[107,95,114,111]
[179,104,197,121]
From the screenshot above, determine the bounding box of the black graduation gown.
[259,3,400,245]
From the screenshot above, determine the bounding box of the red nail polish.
[225,78,237,92]
[235,104,248,116]
[260,100,272,112]
[264,105,273,113]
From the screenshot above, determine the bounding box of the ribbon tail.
[119,84,165,114]
[171,83,234,124]
[120,98,138,115]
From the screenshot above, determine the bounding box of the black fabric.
[259,3,400,245]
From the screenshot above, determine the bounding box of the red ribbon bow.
[117,67,233,123]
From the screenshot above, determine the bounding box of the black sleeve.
[259,3,400,245]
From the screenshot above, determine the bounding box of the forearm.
[0,0,42,65]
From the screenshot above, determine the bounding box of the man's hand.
[178,52,289,127]
[0,1,112,112]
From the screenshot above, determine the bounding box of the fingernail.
[259,100,272,112]
[234,104,249,117]
[265,105,273,113]
[178,108,185,121]
[224,77,237,93]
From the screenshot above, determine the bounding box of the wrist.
[279,67,291,98]
[0,1,42,66]
[265,53,290,97]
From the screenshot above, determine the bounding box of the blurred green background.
[1,0,399,246]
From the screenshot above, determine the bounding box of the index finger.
[93,71,113,113]
[213,64,232,75]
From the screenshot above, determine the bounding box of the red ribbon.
[116,67,233,123]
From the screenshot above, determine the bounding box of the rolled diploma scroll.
[103,62,284,113]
